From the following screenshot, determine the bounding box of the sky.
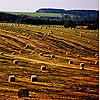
[0,0,99,12]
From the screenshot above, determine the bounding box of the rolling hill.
[2,8,99,22]
[0,23,99,99]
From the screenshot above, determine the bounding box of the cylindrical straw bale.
[80,32,82,35]
[95,61,99,65]
[18,88,29,98]
[51,54,55,58]
[48,47,51,49]
[69,60,73,64]
[74,30,77,32]
[26,45,29,48]
[12,52,15,55]
[13,60,18,64]
[24,47,27,49]
[31,51,34,54]
[41,65,46,70]
[27,34,29,36]
[95,54,99,58]
[17,35,20,37]
[0,52,3,55]
[44,34,47,36]
[80,34,82,37]
[8,75,15,82]
[66,52,70,55]
[20,50,23,53]
[77,54,80,57]
[31,75,37,82]
[96,34,98,36]
[39,53,43,56]
[80,63,84,70]
[28,37,31,39]
[88,40,91,43]
[90,31,93,33]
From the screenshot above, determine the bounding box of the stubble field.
[0,23,99,100]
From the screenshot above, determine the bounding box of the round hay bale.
[44,34,47,36]
[40,26,43,29]
[17,35,20,37]
[48,47,51,49]
[39,53,43,56]
[80,63,84,70]
[26,45,29,48]
[24,46,27,49]
[62,32,64,34]
[8,75,15,82]
[56,28,58,30]
[18,88,29,98]
[80,34,82,37]
[80,32,82,35]
[66,52,70,55]
[88,40,91,43]
[95,61,99,65]
[20,50,23,53]
[31,51,34,54]
[93,30,95,33]
[41,65,46,70]
[45,26,47,29]
[77,54,80,57]
[31,75,37,82]
[96,34,98,36]
[13,60,18,64]
[48,32,50,35]
[27,34,29,36]
[74,30,77,32]
[90,31,93,33]
[28,37,31,39]
[12,52,15,55]
[69,60,73,64]
[51,54,55,58]
[50,30,53,33]
[0,52,3,55]
[95,54,99,58]
[48,33,50,36]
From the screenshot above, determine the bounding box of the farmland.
[0,23,99,99]
[4,12,63,18]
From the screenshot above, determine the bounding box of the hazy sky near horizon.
[0,0,99,12]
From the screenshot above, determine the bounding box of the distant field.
[4,12,63,18]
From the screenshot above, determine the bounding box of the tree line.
[0,12,99,30]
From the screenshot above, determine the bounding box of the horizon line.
[0,8,99,13]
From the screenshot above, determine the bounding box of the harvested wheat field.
[0,23,99,99]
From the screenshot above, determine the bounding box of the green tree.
[64,20,76,28]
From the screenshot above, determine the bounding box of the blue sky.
[0,0,99,12]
